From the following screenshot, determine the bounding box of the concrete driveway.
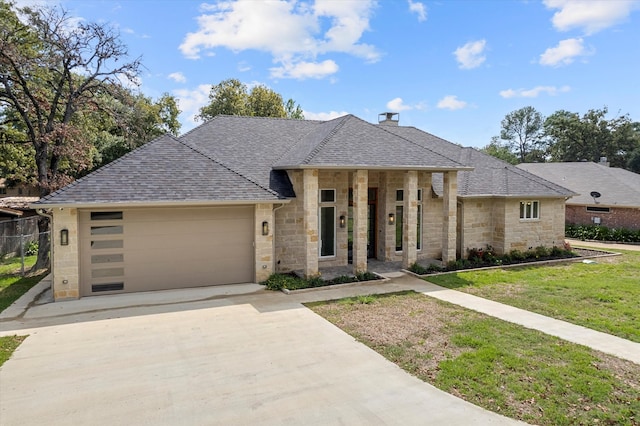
[0,281,524,425]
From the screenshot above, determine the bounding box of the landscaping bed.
[408,245,611,276]
[261,271,382,292]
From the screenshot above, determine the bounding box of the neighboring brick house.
[518,162,640,231]
[33,113,574,301]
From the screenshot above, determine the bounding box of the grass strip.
[308,292,640,426]
[426,251,640,343]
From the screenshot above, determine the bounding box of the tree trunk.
[33,215,51,272]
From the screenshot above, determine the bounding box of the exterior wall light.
[388,213,395,225]
[60,229,69,246]
[339,215,346,228]
[262,221,269,236]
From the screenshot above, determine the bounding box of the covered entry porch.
[295,168,459,278]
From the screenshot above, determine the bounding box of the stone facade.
[566,204,640,230]
[51,208,80,300]
[459,197,567,257]
[273,169,459,273]
[254,203,274,282]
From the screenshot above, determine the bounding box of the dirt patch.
[308,292,640,425]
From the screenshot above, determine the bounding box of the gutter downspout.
[36,208,54,290]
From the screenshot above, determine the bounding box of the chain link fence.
[1,216,47,276]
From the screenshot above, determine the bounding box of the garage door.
[79,206,255,296]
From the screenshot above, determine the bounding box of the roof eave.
[30,198,291,210]
[273,165,474,172]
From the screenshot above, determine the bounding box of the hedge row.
[565,224,640,243]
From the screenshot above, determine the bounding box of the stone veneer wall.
[254,203,274,282]
[566,205,640,230]
[502,198,566,252]
[51,208,80,300]
[275,169,449,272]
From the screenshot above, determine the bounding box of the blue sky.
[20,0,640,148]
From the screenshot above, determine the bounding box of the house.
[518,161,640,231]
[33,113,575,300]
[1,196,40,257]
[0,178,38,198]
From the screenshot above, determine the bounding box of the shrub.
[566,223,640,243]
[25,241,38,256]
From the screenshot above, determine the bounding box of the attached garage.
[79,206,255,296]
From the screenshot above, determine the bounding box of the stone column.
[254,203,274,282]
[52,208,80,300]
[402,171,418,269]
[303,169,319,277]
[442,171,458,263]
[352,170,368,273]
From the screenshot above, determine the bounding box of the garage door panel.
[80,206,255,296]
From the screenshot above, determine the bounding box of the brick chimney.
[378,112,399,126]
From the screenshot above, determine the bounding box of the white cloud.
[168,72,187,83]
[453,40,487,69]
[437,95,468,110]
[408,0,427,22]
[173,84,212,128]
[539,38,591,66]
[544,0,639,35]
[386,97,424,112]
[499,85,571,98]
[179,0,378,80]
[303,110,349,121]
[270,59,339,79]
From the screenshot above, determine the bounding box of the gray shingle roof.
[34,115,575,206]
[384,126,576,198]
[518,162,640,207]
[35,134,282,206]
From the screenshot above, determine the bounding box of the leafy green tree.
[544,107,640,168]
[499,106,545,163]
[198,78,303,121]
[285,98,304,119]
[480,136,519,165]
[628,148,640,173]
[0,1,142,269]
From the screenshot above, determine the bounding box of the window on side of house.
[519,200,540,220]
[395,189,422,251]
[319,189,336,257]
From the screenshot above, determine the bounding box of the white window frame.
[395,189,423,252]
[520,200,540,220]
[319,189,337,258]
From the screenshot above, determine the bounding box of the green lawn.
[426,250,640,342]
[0,335,26,367]
[0,255,47,313]
[309,292,640,426]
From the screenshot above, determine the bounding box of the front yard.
[308,292,640,426]
[425,249,640,342]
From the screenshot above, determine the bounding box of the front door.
[348,188,377,262]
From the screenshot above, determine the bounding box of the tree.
[499,106,545,163]
[626,148,640,173]
[544,107,640,168]
[480,136,519,165]
[198,78,304,121]
[0,2,142,269]
[285,98,304,119]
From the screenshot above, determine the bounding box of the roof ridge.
[176,138,282,198]
[375,122,466,167]
[38,134,181,203]
[300,114,351,164]
[509,164,575,195]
